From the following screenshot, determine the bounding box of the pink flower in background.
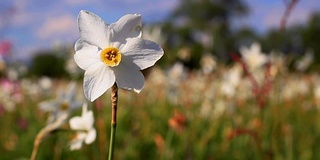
[0,79,22,112]
[0,40,12,56]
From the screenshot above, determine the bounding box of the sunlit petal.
[121,38,164,70]
[78,10,111,49]
[113,60,144,93]
[74,44,100,70]
[111,14,142,44]
[70,139,83,151]
[84,63,115,101]
[69,117,85,130]
[83,111,94,130]
[85,129,97,144]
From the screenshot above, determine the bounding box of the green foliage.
[162,0,248,68]
[302,12,320,63]
[160,1,320,69]
[28,51,68,78]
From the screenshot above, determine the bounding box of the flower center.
[60,102,69,111]
[100,47,121,67]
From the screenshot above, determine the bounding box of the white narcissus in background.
[39,82,82,124]
[69,103,96,150]
[295,49,314,72]
[240,42,268,71]
[200,53,217,75]
[74,10,164,101]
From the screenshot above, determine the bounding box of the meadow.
[1,48,320,160]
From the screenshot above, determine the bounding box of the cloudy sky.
[0,0,319,61]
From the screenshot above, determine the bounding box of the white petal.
[74,40,101,70]
[111,14,142,44]
[121,38,164,70]
[113,60,145,93]
[85,129,96,144]
[251,42,261,53]
[239,46,249,56]
[78,10,111,49]
[38,100,59,112]
[69,133,86,150]
[83,110,94,130]
[75,39,90,52]
[70,139,83,151]
[84,63,115,101]
[69,116,85,130]
[81,103,88,116]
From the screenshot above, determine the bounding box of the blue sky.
[0,0,319,61]
[242,0,320,32]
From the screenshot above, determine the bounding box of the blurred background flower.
[69,104,96,151]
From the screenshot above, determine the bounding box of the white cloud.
[12,11,36,27]
[11,0,35,26]
[36,14,77,40]
[0,0,33,28]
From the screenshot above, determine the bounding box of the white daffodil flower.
[74,10,164,101]
[69,104,96,150]
[200,53,217,75]
[295,49,314,72]
[39,82,82,124]
[240,42,268,71]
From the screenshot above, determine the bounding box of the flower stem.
[108,84,118,160]
[30,114,68,160]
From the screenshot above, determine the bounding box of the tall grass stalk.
[30,114,68,160]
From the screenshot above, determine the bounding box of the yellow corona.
[100,47,122,67]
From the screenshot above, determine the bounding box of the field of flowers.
[1,40,320,159]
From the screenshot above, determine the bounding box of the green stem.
[163,129,174,160]
[108,123,117,160]
[108,84,118,160]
